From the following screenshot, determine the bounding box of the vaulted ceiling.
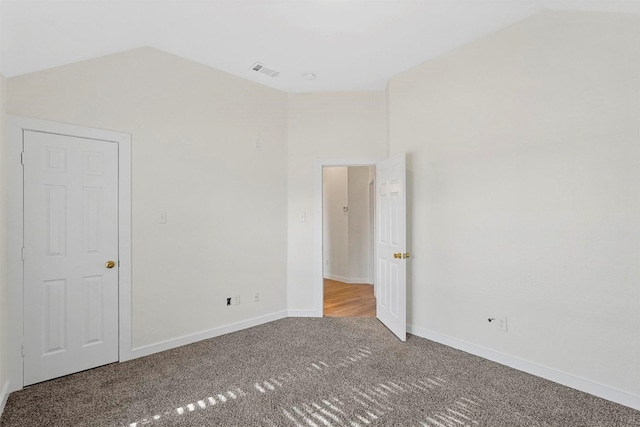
[1,0,638,92]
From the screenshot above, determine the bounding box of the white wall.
[322,166,372,284]
[6,48,289,349]
[347,166,372,283]
[322,167,348,280]
[0,73,9,408]
[388,10,640,397]
[287,93,387,313]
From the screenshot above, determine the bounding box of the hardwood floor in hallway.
[323,278,376,317]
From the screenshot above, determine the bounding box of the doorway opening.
[322,166,376,317]
[314,157,384,317]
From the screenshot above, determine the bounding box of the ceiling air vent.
[251,62,280,77]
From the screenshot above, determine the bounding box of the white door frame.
[314,157,384,317]
[6,115,133,392]
[369,179,376,288]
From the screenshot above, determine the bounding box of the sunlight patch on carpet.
[125,341,473,427]
[128,387,246,426]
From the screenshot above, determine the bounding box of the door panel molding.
[23,131,119,385]
[7,115,132,392]
[376,153,407,341]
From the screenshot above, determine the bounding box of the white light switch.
[159,211,167,223]
[299,212,306,222]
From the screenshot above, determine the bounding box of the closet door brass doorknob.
[394,253,402,259]
[105,261,116,269]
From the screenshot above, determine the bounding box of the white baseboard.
[287,309,320,317]
[408,324,640,411]
[0,380,9,419]
[130,311,288,360]
[323,274,372,285]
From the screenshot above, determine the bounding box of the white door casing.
[23,131,120,385]
[7,115,132,392]
[376,153,407,341]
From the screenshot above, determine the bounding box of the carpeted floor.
[1,317,638,426]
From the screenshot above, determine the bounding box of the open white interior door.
[376,152,407,341]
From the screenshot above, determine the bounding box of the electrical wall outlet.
[226,297,232,306]
[488,316,508,332]
[252,292,259,302]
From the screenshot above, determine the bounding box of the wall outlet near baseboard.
[252,292,259,302]
[227,295,240,306]
[488,316,508,332]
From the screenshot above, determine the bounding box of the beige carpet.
[1,317,638,426]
